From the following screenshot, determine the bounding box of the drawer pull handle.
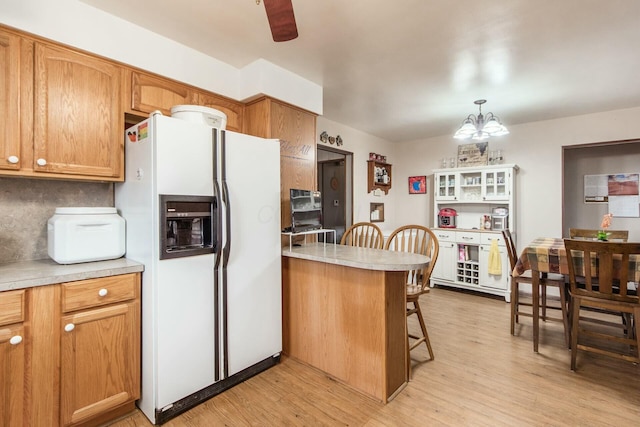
[10,335,22,345]
[7,155,19,164]
[98,288,108,297]
[36,158,47,166]
[64,323,75,332]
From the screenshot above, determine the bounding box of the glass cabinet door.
[482,169,509,200]
[436,173,457,200]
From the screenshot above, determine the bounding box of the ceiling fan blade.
[263,0,298,42]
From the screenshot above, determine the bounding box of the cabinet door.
[272,101,317,227]
[434,172,458,201]
[0,324,25,427]
[482,169,510,201]
[0,30,21,171]
[33,43,123,180]
[197,92,244,132]
[129,70,196,116]
[431,240,456,283]
[478,244,509,289]
[60,300,140,426]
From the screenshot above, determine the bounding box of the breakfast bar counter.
[281,243,430,403]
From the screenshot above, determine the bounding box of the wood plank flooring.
[109,286,640,426]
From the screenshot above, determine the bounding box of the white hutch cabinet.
[431,164,518,301]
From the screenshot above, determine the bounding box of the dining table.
[513,237,640,352]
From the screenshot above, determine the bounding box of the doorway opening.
[317,146,353,243]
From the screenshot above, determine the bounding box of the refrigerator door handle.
[212,128,222,382]
[220,129,231,378]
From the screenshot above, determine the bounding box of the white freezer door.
[156,254,217,408]
[223,131,282,377]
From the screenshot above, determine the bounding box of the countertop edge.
[282,243,429,271]
[0,258,145,292]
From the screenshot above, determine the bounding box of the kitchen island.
[281,243,430,403]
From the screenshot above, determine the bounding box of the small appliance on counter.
[47,207,125,264]
[438,208,457,228]
[491,207,509,230]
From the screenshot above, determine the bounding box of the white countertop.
[0,257,144,292]
[282,243,430,271]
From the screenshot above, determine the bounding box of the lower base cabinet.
[1,272,141,427]
[430,229,511,301]
[0,290,26,427]
[59,274,141,426]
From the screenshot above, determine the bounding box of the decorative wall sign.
[319,131,343,146]
[457,142,488,167]
[408,176,427,194]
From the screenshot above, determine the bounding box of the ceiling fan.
[258,0,298,42]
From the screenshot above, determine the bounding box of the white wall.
[396,106,640,249]
[0,0,322,114]
[316,117,397,235]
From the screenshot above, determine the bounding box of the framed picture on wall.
[408,176,427,194]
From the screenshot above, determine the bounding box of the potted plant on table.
[597,213,613,241]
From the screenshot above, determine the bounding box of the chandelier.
[453,99,509,141]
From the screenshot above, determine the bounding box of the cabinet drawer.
[481,232,506,246]
[456,231,480,244]
[0,289,25,326]
[434,229,456,242]
[61,273,139,313]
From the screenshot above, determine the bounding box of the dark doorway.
[317,146,353,243]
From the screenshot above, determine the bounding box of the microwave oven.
[490,207,509,231]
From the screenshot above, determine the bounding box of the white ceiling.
[82,0,640,143]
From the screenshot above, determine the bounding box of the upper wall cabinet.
[0,30,20,172]
[244,97,317,228]
[0,26,124,181]
[125,70,244,132]
[33,43,124,180]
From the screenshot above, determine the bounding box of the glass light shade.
[472,131,489,141]
[454,121,477,139]
[482,117,503,133]
[491,125,509,136]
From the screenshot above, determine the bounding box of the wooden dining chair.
[503,230,570,346]
[569,228,628,242]
[340,222,384,249]
[564,239,640,370]
[384,225,439,376]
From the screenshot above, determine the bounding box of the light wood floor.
[110,286,640,426]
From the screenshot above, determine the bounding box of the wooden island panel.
[282,256,407,403]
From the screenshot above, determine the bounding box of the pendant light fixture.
[453,99,509,141]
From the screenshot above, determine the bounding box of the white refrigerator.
[115,112,282,424]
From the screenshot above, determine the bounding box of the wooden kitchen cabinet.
[0,29,21,172]
[244,96,317,229]
[0,25,124,181]
[59,274,140,426]
[125,69,244,132]
[0,289,26,427]
[32,43,124,180]
[2,273,141,427]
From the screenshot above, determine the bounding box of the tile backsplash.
[0,177,113,264]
